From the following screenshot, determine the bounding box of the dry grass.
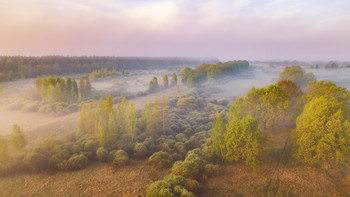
[0,160,169,197]
[201,162,341,197]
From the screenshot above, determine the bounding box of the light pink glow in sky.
[0,0,349,61]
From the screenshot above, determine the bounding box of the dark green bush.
[134,143,148,156]
[184,179,200,193]
[60,154,89,171]
[148,151,173,169]
[96,147,109,162]
[204,164,220,177]
[112,150,129,167]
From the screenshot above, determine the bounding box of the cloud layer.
[0,0,349,60]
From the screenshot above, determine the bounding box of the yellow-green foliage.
[302,80,350,105]
[210,112,225,160]
[90,68,118,79]
[10,124,27,151]
[0,135,9,168]
[293,96,350,169]
[235,85,289,129]
[35,76,81,103]
[224,108,268,170]
[148,151,173,169]
[278,66,315,87]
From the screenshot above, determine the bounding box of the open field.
[0,160,169,197]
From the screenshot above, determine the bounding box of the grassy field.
[0,160,169,197]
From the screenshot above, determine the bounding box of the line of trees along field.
[181,60,249,87]
[0,64,349,196]
[0,56,217,82]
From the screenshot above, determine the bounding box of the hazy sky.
[0,0,349,61]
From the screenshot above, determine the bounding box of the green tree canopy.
[10,124,27,151]
[224,107,268,170]
[293,96,350,169]
[278,66,315,87]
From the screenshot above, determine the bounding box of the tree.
[276,80,303,104]
[146,97,160,136]
[293,96,350,169]
[181,67,193,83]
[211,112,226,161]
[171,73,178,86]
[125,102,137,142]
[149,77,159,92]
[224,110,268,170]
[234,85,289,129]
[278,66,315,87]
[163,74,169,88]
[10,124,27,151]
[302,80,350,105]
[159,95,169,135]
[0,135,9,168]
[117,97,128,133]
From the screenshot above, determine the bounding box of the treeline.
[35,76,92,103]
[148,73,178,93]
[90,68,129,79]
[0,56,217,82]
[181,60,249,87]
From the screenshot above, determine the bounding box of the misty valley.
[0,57,349,196]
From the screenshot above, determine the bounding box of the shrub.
[204,164,220,177]
[184,179,200,193]
[148,151,173,169]
[21,102,39,113]
[25,152,49,173]
[171,161,201,179]
[67,154,89,171]
[113,150,129,167]
[134,143,148,156]
[146,175,189,197]
[96,147,109,162]
[175,133,188,143]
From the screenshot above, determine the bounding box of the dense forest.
[0,56,217,82]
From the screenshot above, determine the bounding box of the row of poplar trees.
[78,95,169,147]
[35,76,92,103]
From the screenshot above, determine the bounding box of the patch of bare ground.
[0,159,169,197]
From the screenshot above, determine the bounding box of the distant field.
[0,160,169,197]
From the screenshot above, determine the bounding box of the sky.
[0,0,349,61]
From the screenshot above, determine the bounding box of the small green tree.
[224,109,268,170]
[10,124,27,151]
[125,101,137,142]
[149,77,159,92]
[211,112,226,161]
[171,73,178,86]
[163,74,169,88]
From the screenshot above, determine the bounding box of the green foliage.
[96,147,109,162]
[211,112,226,160]
[163,74,169,87]
[293,96,350,169]
[10,124,27,151]
[171,149,206,179]
[204,163,220,176]
[148,151,173,169]
[90,68,117,79]
[234,85,290,129]
[134,143,148,156]
[146,175,195,197]
[302,80,350,105]
[125,101,137,142]
[0,135,9,168]
[171,73,178,85]
[149,76,159,92]
[278,66,315,87]
[224,109,268,170]
[35,76,80,103]
[66,154,89,171]
[112,150,129,167]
